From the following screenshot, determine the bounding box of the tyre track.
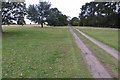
[70,27,111,78]
[75,28,119,60]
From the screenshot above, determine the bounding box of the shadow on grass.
[2,31,28,38]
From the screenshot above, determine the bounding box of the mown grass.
[0,33,2,79]
[74,29,118,78]
[75,27,119,51]
[2,26,91,78]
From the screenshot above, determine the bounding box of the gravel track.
[70,27,111,78]
[75,28,119,60]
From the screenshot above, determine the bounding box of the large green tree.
[27,1,51,28]
[2,2,26,25]
[0,1,26,33]
[46,8,68,26]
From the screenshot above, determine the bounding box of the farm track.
[70,27,111,78]
[74,28,119,60]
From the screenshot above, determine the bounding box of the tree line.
[79,2,120,28]
[2,1,68,28]
[1,1,120,28]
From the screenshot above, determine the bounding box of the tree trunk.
[41,23,43,28]
[0,25,2,34]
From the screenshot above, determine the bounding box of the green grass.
[0,33,2,79]
[2,26,91,78]
[74,29,118,78]
[76,27,119,51]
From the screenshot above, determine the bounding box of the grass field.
[0,33,2,79]
[75,27,119,51]
[74,28,118,78]
[2,26,91,78]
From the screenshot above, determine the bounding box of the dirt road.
[70,27,111,78]
[75,28,119,60]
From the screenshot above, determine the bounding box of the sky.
[25,0,94,24]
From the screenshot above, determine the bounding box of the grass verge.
[75,27,119,51]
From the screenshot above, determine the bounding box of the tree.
[70,17,79,26]
[27,1,51,28]
[46,8,68,26]
[2,2,26,25]
[46,8,60,26]
[79,2,120,28]
[17,16,26,25]
[1,1,26,33]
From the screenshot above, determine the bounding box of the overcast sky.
[25,0,94,24]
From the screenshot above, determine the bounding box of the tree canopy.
[79,2,120,28]
[2,2,26,25]
[46,8,68,26]
[27,1,51,28]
